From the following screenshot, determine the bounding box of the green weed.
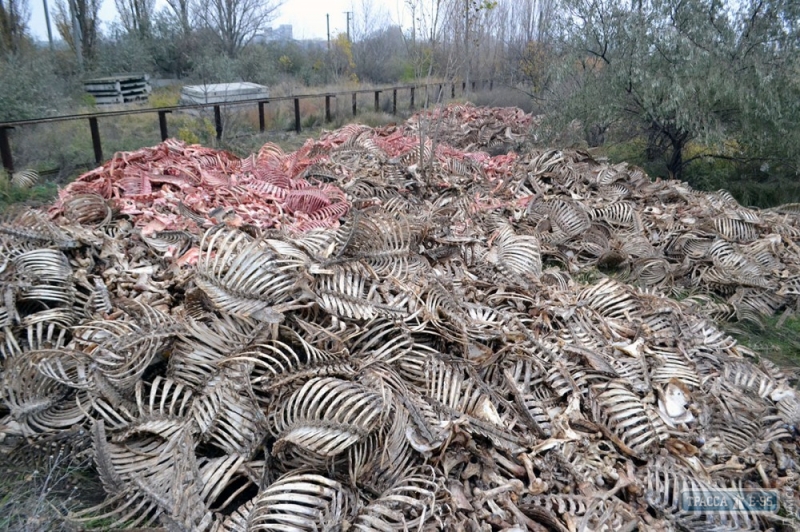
[727,313,800,368]
[302,113,321,129]
[0,170,58,213]
[150,86,181,108]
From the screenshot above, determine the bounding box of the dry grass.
[467,85,542,114]
[0,449,104,532]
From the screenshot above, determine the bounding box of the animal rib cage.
[1,103,799,531]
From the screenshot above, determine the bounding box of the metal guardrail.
[0,79,494,173]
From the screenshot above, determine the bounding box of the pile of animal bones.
[1,103,800,531]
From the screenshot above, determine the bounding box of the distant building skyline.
[254,24,294,44]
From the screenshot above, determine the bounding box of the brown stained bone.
[0,104,798,531]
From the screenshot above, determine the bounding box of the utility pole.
[326,14,330,50]
[344,11,351,41]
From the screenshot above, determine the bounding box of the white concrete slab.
[180,82,270,105]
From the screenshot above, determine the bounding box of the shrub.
[0,53,69,121]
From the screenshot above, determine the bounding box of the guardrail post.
[451,83,455,98]
[0,127,13,174]
[258,101,267,132]
[472,81,476,92]
[352,93,357,116]
[490,79,493,91]
[410,87,415,110]
[214,105,222,140]
[462,81,466,94]
[89,117,103,165]
[392,89,397,115]
[374,91,380,112]
[294,98,301,133]
[325,95,332,123]
[158,110,170,141]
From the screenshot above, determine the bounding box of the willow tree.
[554,0,799,181]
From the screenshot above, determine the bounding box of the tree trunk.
[586,123,607,147]
[645,125,663,161]
[464,0,470,94]
[666,135,685,182]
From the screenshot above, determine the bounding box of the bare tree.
[54,0,100,63]
[504,0,555,83]
[0,0,29,54]
[507,0,553,43]
[354,25,407,82]
[351,0,397,82]
[351,0,387,42]
[406,0,447,46]
[402,0,449,81]
[115,0,155,37]
[197,0,282,57]
[164,0,191,35]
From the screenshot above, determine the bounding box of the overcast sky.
[27,0,407,42]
